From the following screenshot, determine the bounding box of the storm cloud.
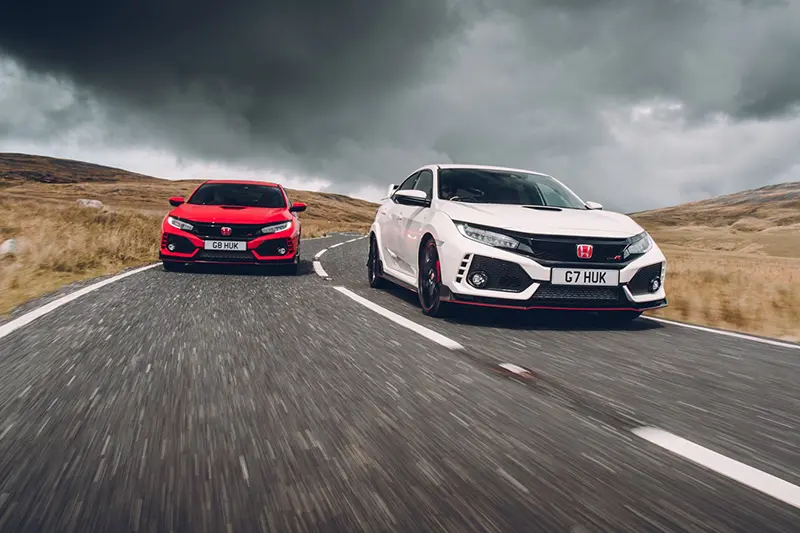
[1,0,799,209]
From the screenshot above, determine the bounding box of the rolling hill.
[1,153,798,341]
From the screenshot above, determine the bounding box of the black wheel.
[367,235,387,288]
[597,311,642,325]
[162,261,183,272]
[418,238,449,317]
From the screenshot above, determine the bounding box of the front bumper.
[159,229,299,264]
[438,235,668,312]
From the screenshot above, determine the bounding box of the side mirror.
[169,196,185,207]
[394,189,429,207]
[387,184,400,197]
[585,201,603,210]
[289,202,307,213]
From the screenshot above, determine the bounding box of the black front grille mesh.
[255,238,291,257]
[466,255,533,292]
[532,284,623,301]
[165,234,196,254]
[190,222,264,240]
[519,235,628,264]
[627,262,663,295]
[194,250,255,262]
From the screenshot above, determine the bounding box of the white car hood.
[438,202,644,238]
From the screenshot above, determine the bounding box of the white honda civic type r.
[367,164,667,322]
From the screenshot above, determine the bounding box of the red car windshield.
[187,183,287,208]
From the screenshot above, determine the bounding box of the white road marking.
[0,263,160,341]
[643,316,799,350]
[498,363,531,376]
[239,455,250,486]
[311,234,367,279]
[496,467,530,494]
[632,426,800,509]
[313,261,329,278]
[334,286,465,350]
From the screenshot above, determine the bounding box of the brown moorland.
[1,153,798,341]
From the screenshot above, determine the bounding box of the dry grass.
[0,198,163,314]
[0,153,377,316]
[633,181,800,341]
[646,246,800,341]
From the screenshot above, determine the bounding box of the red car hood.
[170,204,290,224]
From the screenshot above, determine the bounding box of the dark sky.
[1,0,799,209]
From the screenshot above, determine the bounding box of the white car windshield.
[438,168,587,209]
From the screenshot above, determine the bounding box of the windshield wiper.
[522,205,563,211]
[448,196,481,203]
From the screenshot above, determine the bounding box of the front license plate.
[204,240,247,251]
[551,268,619,286]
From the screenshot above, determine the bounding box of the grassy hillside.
[1,153,798,341]
[630,181,800,341]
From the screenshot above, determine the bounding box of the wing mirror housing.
[289,202,307,213]
[386,184,400,197]
[393,189,430,207]
[585,201,603,210]
[169,196,185,207]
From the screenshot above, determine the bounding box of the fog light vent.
[469,271,489,288]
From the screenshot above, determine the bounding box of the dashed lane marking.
[312,234,367,279]
[632,426,800,510]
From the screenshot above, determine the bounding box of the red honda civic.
[159,180,306,274]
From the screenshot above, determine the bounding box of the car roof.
[422,163,554,178]
[200,179,282,187]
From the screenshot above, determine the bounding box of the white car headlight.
[167,216,194,232]
[261,220,292,234]
[456,223,520,250]
[623,232,653,258]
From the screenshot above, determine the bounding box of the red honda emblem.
[220,227,232,236]
[576,244,593,259]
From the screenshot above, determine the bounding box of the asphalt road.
[0,232,799,532]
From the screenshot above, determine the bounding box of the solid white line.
[643,316,799,350]
[313,261,329,278]
[333,286,465,350]
[632,426,800,509]
[314,249,327,260]
[329,242,343,249]
[0,263,160,341]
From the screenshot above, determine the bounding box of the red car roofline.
[196,179,283,187]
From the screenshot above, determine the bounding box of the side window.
[413,170,433,198]
[392,172,419,201]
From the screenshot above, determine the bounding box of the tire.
[367,234,387,288]
[598,310,641,325]
[284,261,299,275]
[162,261,183,272]
[417,238,449,317]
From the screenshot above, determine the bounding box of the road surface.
[0,233,799,532]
